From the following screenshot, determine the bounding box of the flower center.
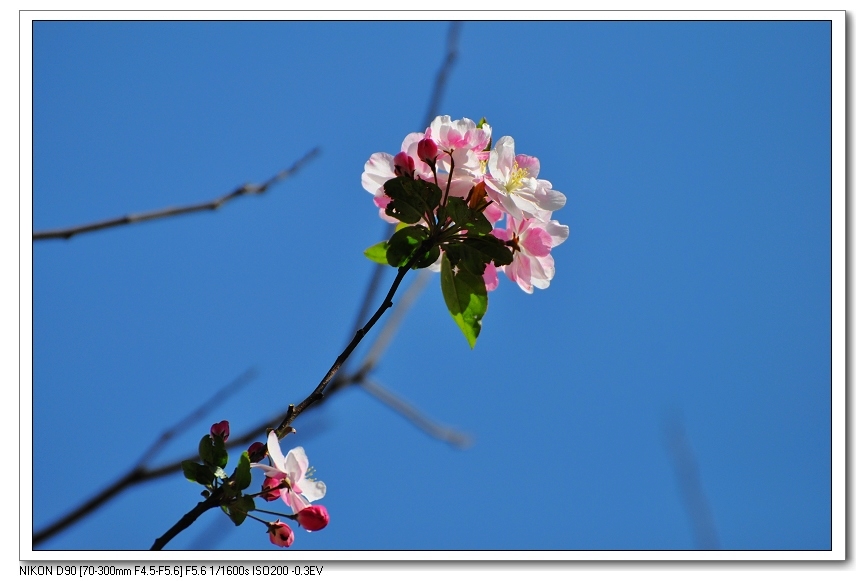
[506,163,529,192]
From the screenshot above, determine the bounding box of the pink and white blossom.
[426,115,491,154]
[251,431,326,513]
[493,215,569,293]
[484,136,566,221]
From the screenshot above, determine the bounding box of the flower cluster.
[181,421,328,550]
[362,115,569,294]
[251,431,329,547]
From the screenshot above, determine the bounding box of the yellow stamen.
[506,162,529,192]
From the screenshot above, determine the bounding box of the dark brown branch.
[33,148,320,241]
[151,490,224,550]
[361,378,472,449]
[274,248,427,438]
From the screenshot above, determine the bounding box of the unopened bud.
[247,441,267,462]
[261,477,282,501]
[296,505,330,532]
[417,138,438,165]
[393,152,416,178]
[210,420,230,442]
[267,520,294,548]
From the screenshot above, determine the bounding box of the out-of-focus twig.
[33,368,258,546]
[422,21,461,129]
[137,367,258,467]
[361,378,472,449]
[663,413,720,550]
[33,148,320,241]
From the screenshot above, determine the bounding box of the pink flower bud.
[247,441,266,462]
[417,138,438,165]
[267,520,294,548]
[210,420,230,442]
[393,152,416,178]
[296,505,329,532]
[261,477,283,501]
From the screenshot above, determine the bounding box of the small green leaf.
[386,225,429,267]
[383,176,442,224]
[235,451,252,491]
[363,241,389,265]
[477,116,487,128]
[181,460,215,486]
[199,435,215,465]
[440,253,488,348]
[214,436,229,469]
[224,495,256,526]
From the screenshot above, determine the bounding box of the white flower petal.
[544,220,569,247]
[285,446,309,482]
[266,431,287,473]
[297,477,327,502]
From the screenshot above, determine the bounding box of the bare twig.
[33,148,320,241]
[274,248,428,438]
[361,378,472,449]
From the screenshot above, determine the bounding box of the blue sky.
[30,19,833,552]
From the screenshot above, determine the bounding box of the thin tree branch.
[359,269,432,374]
[361,378,472,449]
[151,490,224,550]
[274,247,428,439]
[33,148,320,241]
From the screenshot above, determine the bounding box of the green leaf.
[199,434,228,469]
[445,197,492,235]
[199,435,215,465]
[383,176,442,224]
[440,253,488,349]
[235,452,252,491]
[386,225,429,267]
[224,495,256,526]
[462,236,513,267]
[363,241,389,265]
[181,460,215,487]
[444,236,512,277]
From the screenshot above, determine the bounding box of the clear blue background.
[32,20,832,551]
